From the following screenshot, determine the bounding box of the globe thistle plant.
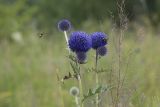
[97,46,107,56]
[90,32,108,107]
[68,31,92,107]
[58,19,110,107]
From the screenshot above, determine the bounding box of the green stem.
[59,83,65,107]
[63,31,70,53]
[78,74,84,107]
[75,96,80,107]
[95,50,99,107]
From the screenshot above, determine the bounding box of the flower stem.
[95,50,99,107]
[63,31,70,53]
[75,96,80,107]
[78,74,84,107]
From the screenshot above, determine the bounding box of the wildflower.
[91,32,108,49]
[70,86,79,96]
[97,46,107,56]
[58,19,71,31]
[69,31,92,52]
[76,52,87,64]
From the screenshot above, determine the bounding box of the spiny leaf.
[84,68,110,73]
[70,61,80,74]
[68,54,80,74]
[70,61,77,73]
[68,54,77,63]
[82,85,113,102]
[85,68,95,73]
[96,68,111,73]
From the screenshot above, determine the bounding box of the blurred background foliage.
[0,0,160,39]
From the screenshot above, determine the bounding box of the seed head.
[70,86,79,96]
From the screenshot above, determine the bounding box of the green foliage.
[82,85,112,102]
[1,0,160,40]
[0,0,37,39]
[68,54,80,74]
[85,67,110,74]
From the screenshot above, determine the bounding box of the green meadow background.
[0,0,160,107]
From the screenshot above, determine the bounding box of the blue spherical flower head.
[69,31,92,53]
[97,46,107,56]
[76,52,87,64]
[91,32,108,49]
[58,19,71,31]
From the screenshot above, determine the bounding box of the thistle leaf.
[70,61,77,73]
[68,54,80,74]
[84,68,110,73]
[68,54,77,63]
[82,85,113,102]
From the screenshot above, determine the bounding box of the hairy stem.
[75,96,80,107]
[78,74,84,107]
[95,50,99,107]
[64,31,70,53]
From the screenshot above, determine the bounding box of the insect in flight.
[37,32,48,38]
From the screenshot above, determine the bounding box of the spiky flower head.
[76,52,87,64]
[91,32,108,49]
[70,86,79,96]
[97,46,107,56]
[58,19,71,31]
[69,31,92,52]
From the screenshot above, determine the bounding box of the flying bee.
[39,33,44,38]
[37,32,48,38]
